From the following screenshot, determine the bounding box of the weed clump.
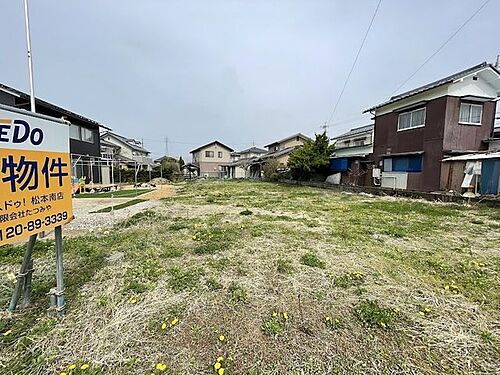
[276,258,294,274]
[228,283,248,304]
[167,266,202,292]
[262,311,290,337]
[300,253,326,269]
[356,300,395,329]
[192,221,238,255]
[332,271,365,288]
[120,209,159,228]
[206,277,223,290]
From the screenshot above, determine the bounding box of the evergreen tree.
[288,132,335,180]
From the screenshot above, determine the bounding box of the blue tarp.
[330,158,349,172]
[481,159,500,195]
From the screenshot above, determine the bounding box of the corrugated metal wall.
[481,159,500,195]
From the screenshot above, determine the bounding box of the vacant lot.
[1,180,499,374]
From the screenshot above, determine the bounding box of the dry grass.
[1,180,499,374]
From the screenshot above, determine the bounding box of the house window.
[459,103,482,125]
[218,151,223,158]
[81,127,94,143]
[205,151,214,157]
[343,140,351,147]
[398,108,426,131]
[69,125,80,140]
[384,155,422,172]
[353,138,365,146]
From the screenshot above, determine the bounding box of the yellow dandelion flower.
[68,364,76,370]
[129,296,137,304]
[218,368,225,375]
[219,334,225,342]
[272,312,278,317]
[283,312,289,320]
[80,363,90,370]
[156,362,167,371]
[325,316,331,321]
[171,317,179,326]
[217,356,224,362]
[161,322,167,330]
[424,307,431,313]
[214,362,222,370]
[394,307,400,313]
[60,372,67,375]
[418,311,425,316]
[3,329,12,336]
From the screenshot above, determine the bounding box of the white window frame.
[69,124,81,140]
[458,103,482,125]
[81,127,94,143]
[397,107,426,131]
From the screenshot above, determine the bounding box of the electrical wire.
[390,0,491,96]
[325,0,382,126]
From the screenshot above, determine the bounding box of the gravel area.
[65,198,161,232]
[29,186,175,240]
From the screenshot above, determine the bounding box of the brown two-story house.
[365,62,500,192]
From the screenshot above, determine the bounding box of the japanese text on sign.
[0,108,73,245]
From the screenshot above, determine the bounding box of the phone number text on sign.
[0,211,69,242]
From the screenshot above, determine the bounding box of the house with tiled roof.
[329,124,374,186]
[190,141,234,178]
[365,62,500,192]
[100,131,154,172]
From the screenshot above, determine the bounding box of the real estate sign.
[0,105,73,245]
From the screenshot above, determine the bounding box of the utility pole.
[23,0,35,112]
[165,136,169,157]
[320,122,329,135]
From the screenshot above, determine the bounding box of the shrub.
[263,158,281,181]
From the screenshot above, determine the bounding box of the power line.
[325,0,382,126]
[390,0,490,96]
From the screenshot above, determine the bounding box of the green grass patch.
[75,189,152,198]
[356,300,396,329]
[228,283,248,304]
[276,258,294,274]
[300,253,326,269]
[166,266,202,292]
[92,199,145,213]
[332,271,365,288]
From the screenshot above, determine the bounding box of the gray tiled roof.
[0,82,109,129]
[190,140,234,153]
[364,62,500,113]
[236,147,268,154]
[264,133,312,148]
[331,124,373,140]
[101,131,150,153]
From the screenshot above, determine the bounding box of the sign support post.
[8,233,37,312]
[54,225,65,316]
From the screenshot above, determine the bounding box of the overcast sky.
[1,0,499,159]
